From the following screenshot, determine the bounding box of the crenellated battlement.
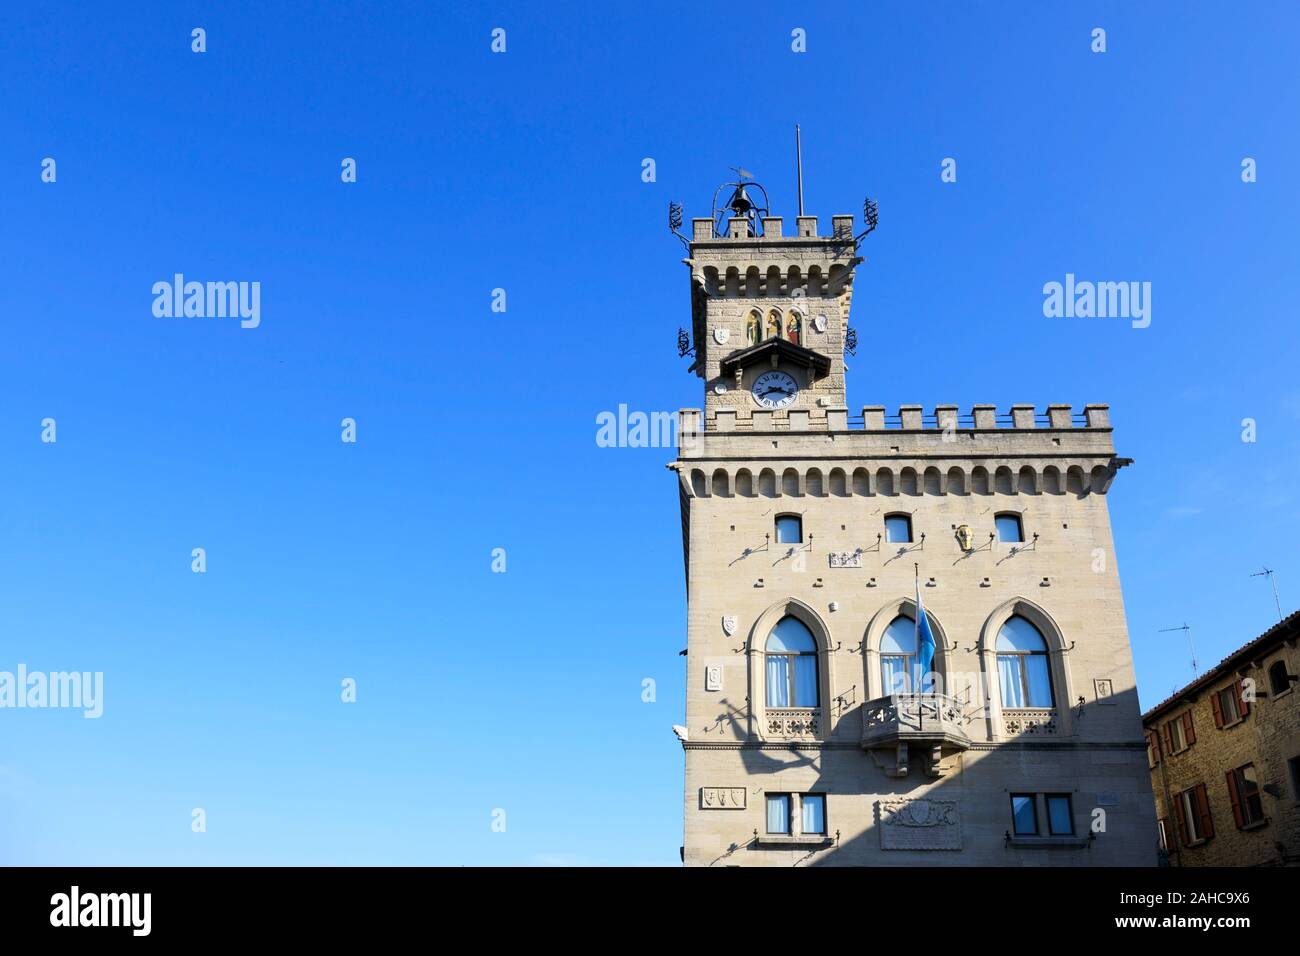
[685,403,1110,435]
[675,404,1124,488]
[690,215,855,242]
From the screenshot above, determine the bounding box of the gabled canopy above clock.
[718,336,831,381]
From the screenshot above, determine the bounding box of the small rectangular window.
[1217,686,1241,725]
[801,794,826,835]
[775,515,802,544]
[766,794,791,834]
[1010,793,1038,835]
[1046,794,1073,835]
[1180,788,1211,843]
[995,514,1024,543]
[1233,764,1264,826]
[1167,716,1186,753]
[884,515,912,544]
[1289,755,1300,801]
[1157,818,1169,852]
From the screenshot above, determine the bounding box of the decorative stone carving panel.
[700,787,747,810]
[1002,708,1058,735]
[765,709,820,739]
[877,798,962,850]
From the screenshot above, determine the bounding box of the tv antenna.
[1159,623,1198,681]
[1250,567,1283,622]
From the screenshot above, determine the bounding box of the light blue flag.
[915,575,936,693]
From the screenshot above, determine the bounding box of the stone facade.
[1143,612,1300,866]
[671,205,1157,866]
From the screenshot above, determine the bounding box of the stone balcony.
[861,694,972,778]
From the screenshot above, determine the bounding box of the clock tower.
[680,180,862,432]
[668,177,1156,867]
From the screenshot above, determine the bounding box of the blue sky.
[1,2,1297,865]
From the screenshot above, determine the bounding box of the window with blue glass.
[996,615,1055,708]
[995,513,1024,543]
[775,514,802,544]
[765,616,819,708]
[1046,794,1073,835]
[1011,793,1038,835]
[884,514,912,543]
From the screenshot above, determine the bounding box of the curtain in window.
[998,655,1025,708]
[801,795,825,834]
[1025,655,1053,706]
[767,656,790,707]
[766,795,790,834]
[793,656,818,707]
[881,657,910,695]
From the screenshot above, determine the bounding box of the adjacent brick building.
[1143,610,1300,866]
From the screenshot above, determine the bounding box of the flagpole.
[914,562,920,694]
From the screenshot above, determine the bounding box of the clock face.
[752,370,799,409]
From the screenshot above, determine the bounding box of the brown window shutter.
[1164,722,1175,753]
[1195,783,1214,840]
[1173,790,1190,846]
[1158,817,1169,850]
[1211,690,1224,729]
[1148,731,1160,766]
[1183,710,1196,746]
[1236,679,1250,717]
[1225,770,1244,829]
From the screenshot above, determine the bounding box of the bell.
[728,184,754,216]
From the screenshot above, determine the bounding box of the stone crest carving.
[955,524,974,552]
[713,327,730,345]
[700,787,746,809]
[812,314,828,333]
[705,663,723,692]
[721,616,737,636]
[878,799,961,850]
[828,551,862,568]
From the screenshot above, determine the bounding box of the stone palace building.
[668,182,1158,866]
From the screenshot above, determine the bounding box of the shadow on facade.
[703,685,1154,866]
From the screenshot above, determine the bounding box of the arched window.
[765,616,818,708]
[746,310,761,346]
[881,615,918,694]
[775,514,802,544]
[785,313,801,345]
[995,513,1024,543]
[884,514,912,544]
[996,616,1054,708]
[765,310,781,340]
[1269,660,1291,697]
